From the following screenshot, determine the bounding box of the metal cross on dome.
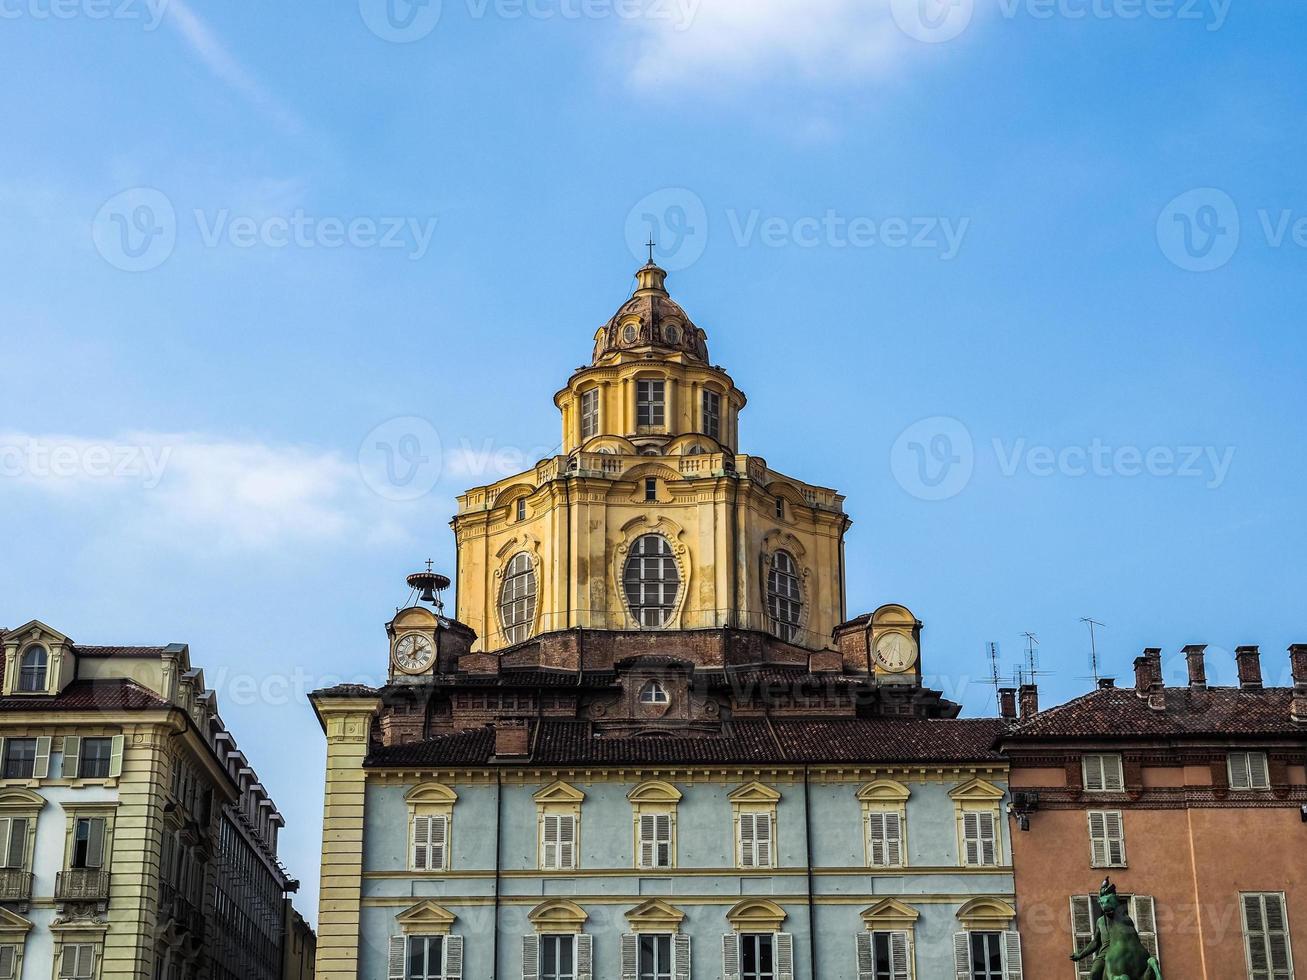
[646,236,656,264]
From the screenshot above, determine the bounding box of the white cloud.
[620,0,969,90]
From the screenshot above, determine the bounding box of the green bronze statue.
[1070,878,1162,980]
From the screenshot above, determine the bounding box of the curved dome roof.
[593,262,709,364]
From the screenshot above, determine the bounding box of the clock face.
[394,632,435,673]
[874,632,918,673]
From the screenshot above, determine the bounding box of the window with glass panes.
[580,389,599,440]
[2,740,37,779]
[741,934,775,980]
[702,390,721,440]
[406,937,446,980]
[636,380,665,427]
[766,551,802,642]
[18,645,48,692]
[639,935,672,980]
[499,552,537,644]
[863,931,910,980]
[968,932,1004,980]
[540,935,576,980]
[0,817,28,868]
[79,739,115,779]
[623,535,680,627]
[71,817,106,869]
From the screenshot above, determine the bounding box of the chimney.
[1018,683,1039,720]
[1236,645,1263,690]
[1183,644,1208,688]
[1133,648,1163,695]
[1097,677,1116,689]
[998,687,1017,722]
[494,719,530,758]
[1289,645,1307,723]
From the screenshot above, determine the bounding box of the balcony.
[0,870,33,904]
[55,869,110,902]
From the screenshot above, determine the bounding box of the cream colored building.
[452,260,852,653]
[0,621,306,980]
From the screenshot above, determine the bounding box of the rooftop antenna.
[1021,632,1040,679]
[1080,617,1108,684]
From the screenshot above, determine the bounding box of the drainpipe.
[492,768,503,980]
[803,765,818,980]
[564,477,573,631]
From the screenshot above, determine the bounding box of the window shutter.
[1104,755,1124,791]
[0,945,14,980]
[1001,931,1023,980]
[1265,894,1293,978]
[542,814,558,869]
[4,818,26,869]
[34,737,52,779]
[1087,811,1107,867]
[388,937,406,980]
[1250,752,1270,790]
[522,936,539,980]
[755,813,772,868]
[1130,896,1159,962]
[962,812,980,865]
[63,737,82,779]
[1230,753,1252,790]
[1105,812,1125,865]
[1070,895,1095,979]
[738,814,755,867]
[620,934,638,980]
[639,815,656,868]
[953,933,971,980]
[108,736,124,779]
[430,815,448,871]
[444,936,463,979]
[774,933,794,980]
[867,812,885,866]
[722,934,740,980]
[0,820,10,871]
[884,813,902,867]
[85,818,106,870]
[412,816,431,871]
[575,934,593,980]
[1083,756,1103,792]
[890,931,910,980]
[673,934,691,980]
[656,814,672,866]
[855,933,874,980]
[559,814,576,869]
[978,811,997,865]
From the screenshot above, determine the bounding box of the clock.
[393,632,435,674]
[874,632,918,673]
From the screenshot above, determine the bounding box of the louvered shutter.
[1070,896,1096,980]
[64,947,94,980]
[1130,896,1159,962]
[1087,812,1107,866]
[738,814,755,867]
[1230,754,1252,790]
[639,815,656,868]
[890,932,911,980]
[4,818,26,869]
[1002,930,1023,980]
[954,933,971,980]
[868,813,886,867]
[621,934,638,980]
[884,813,902,867]
[1105,812,1125,865]
[962,812,980,865]
[0,945,15,980]
[1103,755,1124,791]
[0,820,11,870]
[978,812,997,865]
[1249,752,1271,790]
[60,947,76,979]
[855,932,874,980]
[755,813,773,868]
[430,815,448,871]
[413,816,431,871]
[775,933,794,980]
[542,815,558,869]
[559,814,576,869]
[63,737,82,779]
[445,936,463,980]
[522,935,539,980]
[655,814,672,867]
[108,735,125,779]
[388,937,406,980]
[1083,756,1103,792]
[1265,894,1293,978]
[85,818,106,870]
[34,738,51,780]
[575,934,593,980]
[672,934,690,980]
[722,934,740,980]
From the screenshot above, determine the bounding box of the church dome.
[593,261,709,364]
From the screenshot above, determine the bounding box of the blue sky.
[3,0,1305,920]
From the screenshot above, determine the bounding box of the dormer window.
[18,645,48,692]
[516,498,527,523]
[639,680,670,705]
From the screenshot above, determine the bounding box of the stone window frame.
[622,900,690,980]
[534,781,584,872]
[63,805,116,874]
[16,646,49,695]
[0,907,32,980]
[628,780,682,871]
[0,738,52,783]
[729,782,780,870]
[759,532,810,645]
[949,778,1005,869]
[406,784,458,873]
[1240,891,1292,980]
[524,901,592,980]
[61,736,125,783]
[613,517,690,632]
[857,898,920,980]
[1087,810,1127,868]
[857,779,910,869]
[1228,751,1271,791]
[0,790,43,876]
[953,899,1022,980]
[723,901,793,980]
[1082,753,1125,793]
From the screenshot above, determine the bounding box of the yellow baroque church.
[452,259,852,655]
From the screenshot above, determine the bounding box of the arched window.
[623,535,680,628]
[18,644,49,692]
[639,680,670,704]
[499,553,537,644]
[767,551,802,643]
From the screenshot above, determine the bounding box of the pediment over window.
[726,899,786,933]
[3,620,70,646]
[396,901,456,935]
[533,780,585,805]
[627,780,682,805]
[949,777,1005,802]
[0,906,33,937]
[728,781,781,806]
[528,900,588,933]
[405,783,458,806]
[859,898,920,930]
[856,779,911,803]
[956,897,1017,930]
[0,788,46,811]
[625,899,685,932]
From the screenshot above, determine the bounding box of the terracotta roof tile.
[1008,686,1301,739]
[0,679,171,714]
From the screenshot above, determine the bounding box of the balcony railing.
[55,869,110,902]
[0,870,33,903]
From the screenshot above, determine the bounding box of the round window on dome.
[663,323,680,344]
[623,323,639,344]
